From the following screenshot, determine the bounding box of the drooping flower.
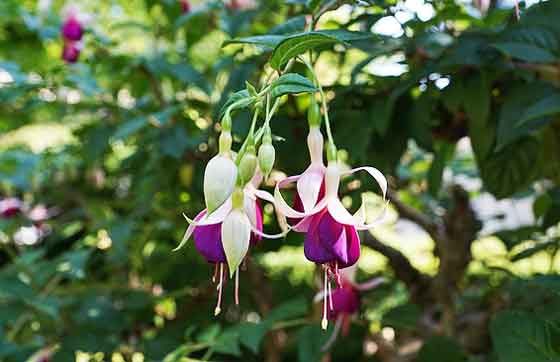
[176,171,278,315]
[60,4,90,63]
[275,136,387,328]
[315,265,384,350]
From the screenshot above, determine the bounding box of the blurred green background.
[1,0,560,361]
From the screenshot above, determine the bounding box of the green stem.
[300,56,335,147]
[235,109,260,164]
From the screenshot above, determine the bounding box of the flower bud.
[258,143,275,178]
[258,126,275,177]
[219,131,232,153]
[203,154,237,214]
[326,141,337,162]
[238,147,257,185]
[180,0,191,14]
[307,127,324,165]
[308,97,321,128]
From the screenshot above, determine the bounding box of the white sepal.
[221,209,251,278]
[204,154,237,214]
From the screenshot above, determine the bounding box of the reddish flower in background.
[60,5,89,63]
[227,0,257,11]
[316,265,384,350]
[61,15,83,41]
[180,0,191,14]
[0,198,22,218]
[61,41,81,63]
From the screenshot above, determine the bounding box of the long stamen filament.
[212,263,219,283]
[235,267,240,305]
[327,272,333,311]
[215,263,224,316]
[321,267,328,330]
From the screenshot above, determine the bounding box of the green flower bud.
[258,143,275,178]
[238,147,257,185]
[308,97,321,127]
[326,141,337,162]
[219,131,232,153]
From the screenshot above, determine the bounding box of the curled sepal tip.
[221,209,251,278]
[204,155,237,214]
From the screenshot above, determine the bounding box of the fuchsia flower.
[60,5,89,63]
[180,0,191,14]
[227,0,258,11]
[61,15,83,41]
[274,127,387,328]
[177,171,278,315]
[315,265,384,350]
[61,41,81,63]
[0,198,22,218]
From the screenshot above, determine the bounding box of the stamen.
[321,267,328,330]
[335,261,341,286]
[327,275,333,311]
[234,267,240,305]
[212,263,219,283]
[214,263,224,316]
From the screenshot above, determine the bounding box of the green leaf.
[465,73,494,159]
[493,42,557,63]
[494,226,541,250]
[297,325,329,362]
[218,89,255,120]
[237,322,269,354]
[382,303,420,330]
[479,137,540,199]
[428,141,455,196]
[511,240,560,262]
[491,310,560,362]
[496,82,556,150]
[213,328,242,357]
[517,94,560,128]
[269,73,316,98]
[417,336,467,362]
[223,35,286,48]
[270,30,374,69]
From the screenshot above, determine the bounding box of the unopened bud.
[308,97,321,127]
[204,154,237,214]
[238,148,257,185]
[258,143,275,178]
[219,131,232,153]
[326,141,337,162]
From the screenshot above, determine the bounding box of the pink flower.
[316,266,384,349]
[0,198,22,218]
[62,41,81,63]
[180,0,191,14]
[226,0,258,11]
[61,15,83,41]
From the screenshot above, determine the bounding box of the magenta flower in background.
[0,198,22,218]
[61,41,81,63]
[316,266,384,350]
[61,16,83,41]
[180,0,191,14]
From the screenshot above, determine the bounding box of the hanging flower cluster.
[175,54,387,329]
[60,5,87,63]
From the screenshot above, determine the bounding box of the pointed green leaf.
[269,73,316,98]
[270,30,374,69]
